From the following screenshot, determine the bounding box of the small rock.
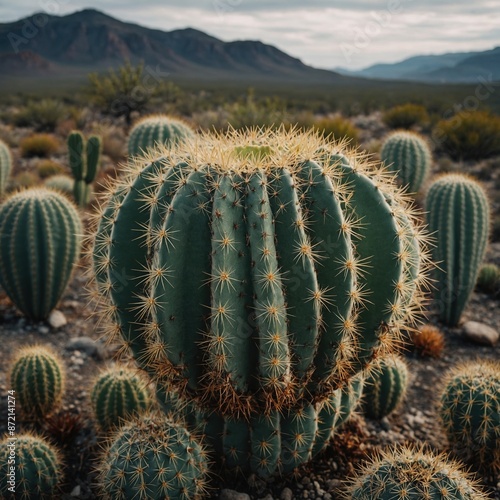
[219,489,251,500]
[66,336,105,359]
[463,321,499,346]
[48,309,67,329]
[280,487,293,500]
[38,325,50,334]
[302,477,311,485]
[326,479,341,492]
[380,417,391,431]
[70,485,81,497]
[259,495,273,500]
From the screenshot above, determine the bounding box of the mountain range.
[335,47,500,83]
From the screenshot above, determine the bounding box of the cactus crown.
[344,444,488,499]
[439,359,500,474]
[0,433,62,499]
[10,344,65,419]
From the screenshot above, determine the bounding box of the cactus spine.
[10,345,65,419]
[0,188,82,320]
[425,174,490,325]
[381,131,431,193]
[0,433,62,499]
[362,356,408,420]
[96,413,208,500]
[68,130,101,207]
[439,360,500,474]
[92,127,429,476]
[0,138,12,196]
[127,115,194,157]
[91,366,150,431]
[344,444,488,499]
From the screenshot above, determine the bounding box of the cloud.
[1,0,499,69]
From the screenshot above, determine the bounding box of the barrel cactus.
[0,433,62,499]
[381,131,431,193]
[476,263,499,294]
[361,355,408,420]
[10,344,65,419]
[91,127,429,477]
[96,413,208,500]
[439,360,500,474]
[0,188,82,320]
[127,115,194,157]
[425,174,489,325]
[0,138,12,196]
[91,365,150,431]
[343,444,488,499]
[68,130,101,207]
[45,174,75,195]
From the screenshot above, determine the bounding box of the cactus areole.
[92,128,428,473]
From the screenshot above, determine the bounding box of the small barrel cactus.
[439,360,500,474]
[96,413,208,500]
[425,174,490,325]
[361,356,408,420]
[92,127,430,477]
[0,433,62,499]
[0,188,82,320]
[91,365,150,431]
[381,130,431,193]
[44,174,75,195]
[0,138,12,196]
[127,115,194,157]
[343,444,488,499]
[68,130,101,207]
[476,263,499,294]
[10,345,65,419]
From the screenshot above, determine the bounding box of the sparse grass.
[10,172,40,189]
[313,115,359,144]
[13,99,68,132]
[383,103,429,129]
[20,134,59,158]
[411,325,445,358]
[37,159,65,179]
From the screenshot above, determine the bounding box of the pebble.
[70,485,81,497]
[219,489,251,500]
[463,321,499,346]
[280,487,293,500]
[48,309,67,329]
[66,336,105,359]
[38,325,50,334]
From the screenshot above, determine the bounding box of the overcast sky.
[2,1,499,69]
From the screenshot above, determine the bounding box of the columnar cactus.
[425,174,490,325]
[381,131,431,193]
[91,365,150,431]
[96,413,208,500]
[45,174,75,195]
[0,138,12,196]
[10,345,65,419]
[0,433,62,499]
[91,127,429,476]
[68,130,101,207]
[439,360,500,473]
[343,444,488,499]
[361,356,408,420]
[0,188,82,320]
[127,115,194,157]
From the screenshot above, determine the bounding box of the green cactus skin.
[91,366,150,431]
[127,115,194,157]
[344,444,488,499]
[425,174,490,326]
[439,360,500,474]
[0,188,82,320]
[96,413,208,500]
[0,434,62,499]
[476,263,499,294]
[92,128,429,477]
[0,138,12,196]
[44,174,74,195]
[10,345,65,420]
[381,131,431,193]
[68,130,101,207]
[362,356,408,420]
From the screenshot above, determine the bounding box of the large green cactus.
[91,365,150,431]
[92,127,429,476]
[0,188,82,320]
[10,345,65,419]
[0,138,12,196]
[343,444,488,499]
[380,130,431,193]
[361,355,408,420]
[425,174,490,325]
[439,360,500,474]
[68,130,101,207]
[96,413,208,500]
[127,115,194,157]
[0,433,62,499]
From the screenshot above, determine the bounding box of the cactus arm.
[85,135,101,184]
[68,131,84,180]
[311,390,342,456]
[223,418,251,471]
[250,412,281,479]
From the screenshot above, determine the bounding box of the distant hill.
[335,47,500,83]
[0,8,345,84]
